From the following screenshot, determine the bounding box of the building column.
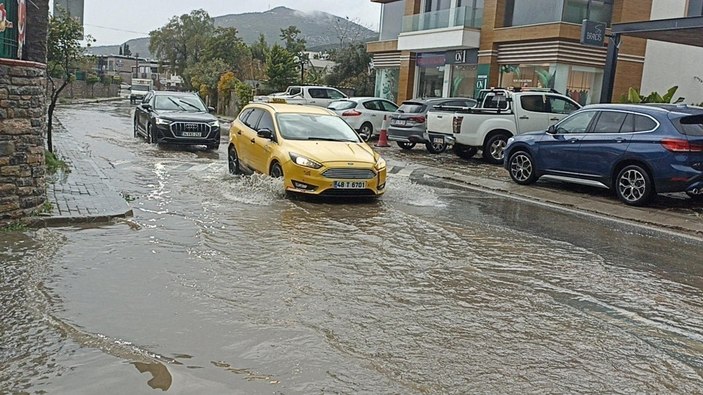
[398,51,416,102]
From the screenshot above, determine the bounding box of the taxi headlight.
[375,157,386,171]
[155,117,172,125]
[289,152,323,169]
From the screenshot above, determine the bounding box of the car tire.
[270,162,284,178]
[508,150,537,185]
[397,142,416,150]
[359,122,373,142]
[228,146,241,175]
[146,123,157,144]
[615,164,653,206]
[425,140,447,154]
[483,133,510,164]
[453,144,478,160]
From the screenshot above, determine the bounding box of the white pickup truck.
[426,89,581,163]
[254,85,347,107]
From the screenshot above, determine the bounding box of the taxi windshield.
[276,114,361,142]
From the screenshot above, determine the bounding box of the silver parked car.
[388,98,477,152]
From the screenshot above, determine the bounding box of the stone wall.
[0,59,47,224]
[58,80,120,99]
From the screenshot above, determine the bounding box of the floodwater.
[1,102,703,394]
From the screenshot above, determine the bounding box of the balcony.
[401,6,482,33]
[398,6,483,52]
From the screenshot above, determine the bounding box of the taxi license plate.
[432,136,444,144]
[182,132,201,137]
[333,181,366,189]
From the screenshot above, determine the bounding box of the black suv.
[133,91,221,150]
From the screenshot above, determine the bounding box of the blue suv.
[503,104,703,206]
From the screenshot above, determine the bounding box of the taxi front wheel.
[270,162,284,178]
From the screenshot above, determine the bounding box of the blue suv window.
[592,111,628,133]
[634,114,657,132]
[556,111,597,134]
[679,115,703,135]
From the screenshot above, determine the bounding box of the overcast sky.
[49,0,382,46]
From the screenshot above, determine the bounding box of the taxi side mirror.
[257,128,274,139]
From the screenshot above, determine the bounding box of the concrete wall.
[641,0,703,104]
[0,59,47,223]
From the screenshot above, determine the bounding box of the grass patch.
[36,200,53,215]
[45,150,70,174]
[1,221,28,232]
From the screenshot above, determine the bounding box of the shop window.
[418,66,445,98]
[451,64,478,98]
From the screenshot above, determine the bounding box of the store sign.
[446,49,478,65]
[580,19,606,47]
[416,52,446,67]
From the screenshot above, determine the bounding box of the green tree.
[187,58,230,105]
[266,44,298,92]
[149,9,215,88]
[621,86,683,104]
[86,73,100,97]
[250,33,269,64]
[280,25,306,55]
[47,9,88,152]
[202,27,252,78]
[326,43,374,96]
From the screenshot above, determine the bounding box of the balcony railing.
[401,6,483,33]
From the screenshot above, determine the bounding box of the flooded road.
[2,101,703,394]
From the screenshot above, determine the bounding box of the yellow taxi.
[228,103,387,197]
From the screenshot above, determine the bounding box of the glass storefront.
[374,68,400,102]
[498,63,603,105]
[417,65,445,98]
[451,64,478,97]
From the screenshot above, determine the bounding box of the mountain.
[88,6,377,59]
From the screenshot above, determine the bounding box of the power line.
[83,24,149,35]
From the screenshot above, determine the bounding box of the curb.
[23,208,134,228]
[422,169,703,238]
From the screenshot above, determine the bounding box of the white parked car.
[328,97,399,141]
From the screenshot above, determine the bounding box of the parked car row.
[129,87,703,207]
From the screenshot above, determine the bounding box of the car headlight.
[209,120,220,128]
[289,152,323,169]
[155,117,172,125]
[375,157,386,171]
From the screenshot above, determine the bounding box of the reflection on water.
[133,362,172,391]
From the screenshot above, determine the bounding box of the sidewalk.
[28,120,133,227]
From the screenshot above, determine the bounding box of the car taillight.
[342,110,362,116]
[453,116,464,134]
[661,138,703,152]
[409,115,426,123]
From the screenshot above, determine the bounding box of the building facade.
[369,0,651,105]
[640,0,703,104]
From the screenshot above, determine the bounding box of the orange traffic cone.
[375,115,391,148]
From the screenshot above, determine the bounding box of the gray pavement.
[29,119,133,226]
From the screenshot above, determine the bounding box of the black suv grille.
[170,122,210,138]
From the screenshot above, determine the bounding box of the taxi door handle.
[237,131,242,135]
[250,138,255,143]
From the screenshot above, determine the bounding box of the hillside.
[88,6,377,59]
